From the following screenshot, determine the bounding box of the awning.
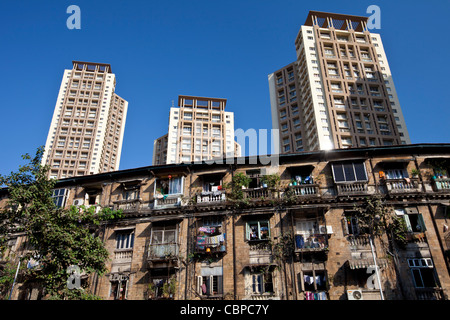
[348,258,389,270]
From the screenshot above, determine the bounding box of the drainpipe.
[9,259,21,300]
[278,209,288,300]
[369,235,384,300]
[230,164,237,299]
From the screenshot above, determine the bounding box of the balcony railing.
[347,235,370,249]
[384,178,420,194]
[243,188,273,200]
[250,293,279,300]
[148,243,178,260]
[197,191,226,204]
[154,195,181,209]
[288,184,319,197]
[336,182,368,195]
[415,288,445,300]
[113,199,141,212]
[433,178,450,192]
[114,249,133,263]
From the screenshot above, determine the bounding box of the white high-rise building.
[269,11,410,154]
[153,95,241,165]
[42,61,128,179]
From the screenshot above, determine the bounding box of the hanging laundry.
[295,235,304,249]
[304,275,314,285]
[197,236,206,250]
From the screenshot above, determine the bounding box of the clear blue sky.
[0,0,449,176]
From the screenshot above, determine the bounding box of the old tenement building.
[1,143,450,300]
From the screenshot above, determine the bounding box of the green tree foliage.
[0,147,123,299]
[223,172,252,207]
[353,196,391,237]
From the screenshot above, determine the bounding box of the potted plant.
[147,282,156,299]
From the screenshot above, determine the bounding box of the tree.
[0,146,123,299]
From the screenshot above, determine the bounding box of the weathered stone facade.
[1,144,449,300]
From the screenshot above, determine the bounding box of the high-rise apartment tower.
[153,95,241,165]
[42,61,128,179]
[269,11,410,154]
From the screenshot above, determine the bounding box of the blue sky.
[0,0,449,176]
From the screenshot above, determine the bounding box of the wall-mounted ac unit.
[319,225,333,234]
[347,289,364,300]
[73,199,84,206]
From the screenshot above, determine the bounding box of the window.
[343,214,360,235]
[246,220,270,241]
[251,273,273,294]
[385,168,408,179]
[155,176,184,196]
[124,189,140,201]
[110,276,129,300]
[301,270,327,294]
[115,230,135,250]
[149,225,178,258]
[394,208,427,233]
[332,162,367,182]
[408,258,437,288]
[197,267,223,297]
[52,189,69,208]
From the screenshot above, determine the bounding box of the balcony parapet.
[196,191,226,204]
[336,182,369,196]
[433,178,450,192]
[384,178,421,194]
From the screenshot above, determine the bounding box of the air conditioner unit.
[319,225,333,234]
[347,289,364,300]
[73,199,84,206]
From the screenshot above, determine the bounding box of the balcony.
[113,248,133,264]
[197,191,226,204]
[433,178,450,192]
[384,178,420,194]
[113,199,141,213]
[148,243,178,262]
[347,235,370,250]
[154,195,182,209]
[195,233,226,254]
[243,187,274,200]
[336,182,368,196]
[287,184,319,197]
[249,293,279,300]
[415,288,445,300]
[294,234,328,252]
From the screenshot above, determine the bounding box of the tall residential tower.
[153,95,241,165]
[42,61,128,179]
[269,11,410,154]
